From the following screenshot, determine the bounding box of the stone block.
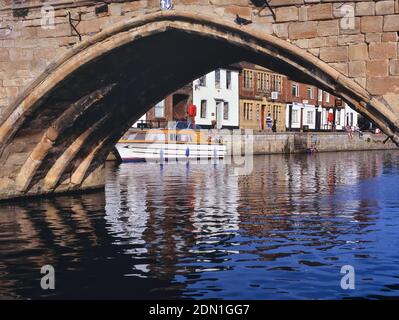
[383,15,399,31]
[276,6,299,22]
[329,62,349,76]
[382,32,398,42]
[361,16,383,33]
[369,42,397,59]
[367,60,389,77]
[376,1,395,15]
[355,2,375,16]
[365,33,382,43]
[317,20,339,37]
[367,76,399,94]
[348,44,368,61]
[349,61,366,77]
[307,3,333,20]
[289,21,318,39]
[320,46,348,62]
[338,34,365,45]
[390,59,399,75]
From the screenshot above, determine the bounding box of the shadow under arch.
[0,10,398,200]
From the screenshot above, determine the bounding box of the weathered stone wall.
[227,131,398,155]
[0,0,398,118]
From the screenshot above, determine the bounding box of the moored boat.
[116,122,226,163]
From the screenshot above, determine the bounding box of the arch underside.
[0,12,398,200]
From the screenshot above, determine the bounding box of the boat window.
[177,133,193,142]
[146,131,165,141]
[128,133,146,140]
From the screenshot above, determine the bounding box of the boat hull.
[116,142,226,163]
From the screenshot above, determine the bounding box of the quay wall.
[224,132,398,155]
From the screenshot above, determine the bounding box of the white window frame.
[292,83,299,97]
[154,100,165,118]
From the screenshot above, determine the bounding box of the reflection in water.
[0,151,399,299]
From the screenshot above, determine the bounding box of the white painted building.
[344,103,358,129]
[192,68,239,129]
[132,113,147,128]
[320,103,358,131]
[285,102,317,130]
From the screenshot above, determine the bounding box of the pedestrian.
[345,124,353,139]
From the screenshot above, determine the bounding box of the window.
[215,69,221,89]
[274,75,282,92]
[199,75,206,87]
[292,109,299,123]
[200,100,207,118]
[292,83,299,97]
[266,73,271,91]
[350,113,354,126]
[226,70,232,89]
[325,92,330,103]
[272,105,281,121]
[154,100,165,118]
[257,72,267,91]
[223,102,229,120]
[318,89,323,102]
[243,70,253,89]
[336,109,341,125]
[307,87,314,100]
[307,110,314,124]
[243,102,253,120]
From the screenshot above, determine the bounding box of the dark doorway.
[315,109,321,131]
[173,94,189,121]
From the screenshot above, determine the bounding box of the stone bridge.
[0,0,398,200]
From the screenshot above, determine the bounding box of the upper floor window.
[318,89,323,102]
[325,92,330,103]
[199,75,206,87]
[307,87,314,100]
[226,70,232,90]
[274,75,282,92]
[154,100,165,118]
[243,70,253,89]
[257,72,267,91]
[215,69,221,89]
[292,83,299,97]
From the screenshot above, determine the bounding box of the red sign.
[187,104,197,117]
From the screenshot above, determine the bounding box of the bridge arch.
[0,11,398,200]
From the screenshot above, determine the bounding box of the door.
[215,100,223,129]
[315,110,321,131]
[261,105,266,130]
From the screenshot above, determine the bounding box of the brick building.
[238,62,287,132]
[142,83,193,128]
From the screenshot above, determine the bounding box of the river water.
[1,150,399,299]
